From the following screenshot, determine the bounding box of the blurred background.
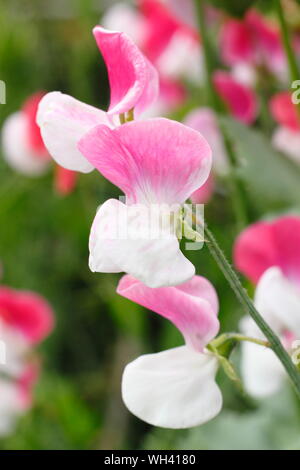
[1,0,300,450]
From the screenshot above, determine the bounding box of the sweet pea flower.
[37,26,159,174]
[117,274,222,429]
[0,286,54,434]
[220,9,286,81]
[270,91,300,165]
[78,118,212,288]
[2,92,50,176]
[213,70,258,125]
[1,92,77,195]
[234,216,300,397]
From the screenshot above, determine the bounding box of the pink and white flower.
[270,91,300,165]
[37,26,159,173]
[117,274,222,428]
[234,216,300,397]
[1,92,77,195]
[220,9,286,82]
[0,286,54,434]
[78,118,212,288]
[2,92,50,176]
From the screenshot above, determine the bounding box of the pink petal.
[270,92,300,131]
[78,118,212,204]
[220,19,254,66]
[54,166,78,196]
[22,92,48,155]
[234,222,278,284]
[117,274,219,351]
[0,287,55,344]
[234,216,300,286]
[93,26,159,115]
[213,71,258,125]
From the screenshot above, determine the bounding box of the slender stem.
[275,0,299,83]
[193,0,248,229]
[211,332,270,349]
[203,223,300,398]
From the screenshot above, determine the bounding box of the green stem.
[275,0,299,83]
[194,0,248,229]
[203,223,300,398]
[211,332,270,349]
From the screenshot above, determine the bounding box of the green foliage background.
[0,0,300,449]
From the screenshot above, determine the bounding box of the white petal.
[37,92,110,173]
[255,266,300,337]
[1,112,49,176]
[89,199,195,287]
[240,317,285,398]
[122,346,222,429]
[272,126,300,165]
[0,379,23,436]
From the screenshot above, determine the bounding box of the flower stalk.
[203,223,300,399]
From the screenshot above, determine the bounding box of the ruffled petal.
[122,346,222,428]
[117,274,219,351]
[37,92,109,173]
[93,26,159,115]
[78,118,212,205]
[89,199,195,288]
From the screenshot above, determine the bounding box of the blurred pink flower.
[0,286,54,434]
[103,0,202,91]
[78,118,212,288]
[117,274,222,428]
[1,92,77,195]
[270,92,300,164]
[213,70,258,124]
[220,9,286,79]
[37,26,159,174]
[184,107,228,177]
[234,216,300,397]
[2,92,50,176]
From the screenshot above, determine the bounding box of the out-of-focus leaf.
[220,116,300,213]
